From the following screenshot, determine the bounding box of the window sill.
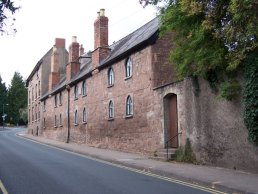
[54,126,57,128]
[59,125,63,127]
[43,127,46,129]
[124,76,132,80]
[108,118,114,121]
[74,123,79,126]
[54,106,57,108]
[82,121,87,125]
[125,115,133,119]
[82,94,87,98]
[107,84,114,88]
[59,104,62,106]
[74,97,78,101]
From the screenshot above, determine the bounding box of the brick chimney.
[49,38,65,91]
[92,9,110,71]
[66,36,80,81]
[80,44,84,55]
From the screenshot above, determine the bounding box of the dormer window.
[125,57,132,78]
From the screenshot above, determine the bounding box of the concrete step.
[151,148,178,160]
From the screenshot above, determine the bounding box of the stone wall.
[158,77,258,173]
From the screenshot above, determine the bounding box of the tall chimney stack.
[92,9,110,71]
[66,36,80,81]
[49,38,65,91]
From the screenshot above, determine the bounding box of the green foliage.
[0,75,8,125]
[143,0,258,143]
[218,80,241,101]
[243,51,258,145]
[0,0,20,35]
[175,138,196,163]
[8,72,27,124]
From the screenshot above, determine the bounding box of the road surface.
[0,128,222,194]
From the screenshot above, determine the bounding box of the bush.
[175,138,196,163]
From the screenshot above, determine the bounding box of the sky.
[0,0,157,87]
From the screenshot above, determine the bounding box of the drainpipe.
[66,85,70,143]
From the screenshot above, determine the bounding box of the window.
[28,109,30,123]
[35,84,37,99]
[29,91,31,104]
[38,81,41,97]
[54,95,58,107]
[43,100,46,111]
[32,88,34,101]
[126,95,133,116]
[54,115,57,127]
[59,92,62,105]
[108,100,114,119]
[107,68,114,86]
[125,57,132,78]
[60,114,62,126]
[74,110,78,125]
[43,118,46,128]
[38,103,40,120]
[74,85,78,99]
[32,107,34,121]
[82,80,87,96]
[83,108,87,123]
[35,104,37,121]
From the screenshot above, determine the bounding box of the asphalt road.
[0,128,216,194]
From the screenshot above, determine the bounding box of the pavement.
[17,131,258,194]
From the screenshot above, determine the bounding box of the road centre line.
[17,134,226,194]
[0,180,8,194]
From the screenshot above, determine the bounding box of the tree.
[8,72,27,125]
[0,0,20,35]
[0,75,7,125]
[141,0,258,144]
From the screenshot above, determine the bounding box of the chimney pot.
[72,36,77,43]
[100,9,105,16]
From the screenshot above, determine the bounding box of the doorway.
[164,93,178,148]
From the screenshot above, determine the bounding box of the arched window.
[83,108,87,122]
[74,110,78,124]
[43,118,46,128]
[59,92,62,105]
[126,95,133,116]
[74,85,78,99]
[108,100,114,119]
[38,81,41,96]
[125,57,132,78]
[54,115,57,127]
[82,80,87,96]
[54,94,58,107]
[107,68,114,86]
[60,114,62,126]
[35,84,37,99]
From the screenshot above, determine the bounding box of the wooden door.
[169,94,178,148]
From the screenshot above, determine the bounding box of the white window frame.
[125,57,132,78]
[108,100,114,119]
[108,68,114,86]
[126,95,133,116]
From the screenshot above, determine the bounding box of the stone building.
[27,9,258,173]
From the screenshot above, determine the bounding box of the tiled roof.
[42,16,160,98]
[100,17,159,67]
